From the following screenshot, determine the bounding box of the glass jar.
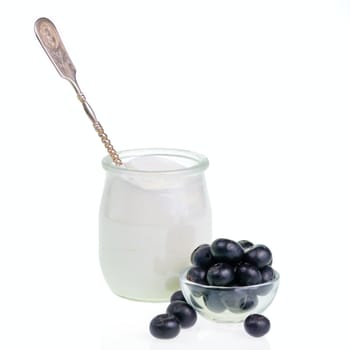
[99,148,212,301]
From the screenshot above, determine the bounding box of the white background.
[1,1,350,349]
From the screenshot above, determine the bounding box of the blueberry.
[238,240,254,250]
[244,314,271,337]
[149,314,181,339]
[243,244,272,268]
[191,244,215,269]
[256,270,276,295]
[170,290,187,303]
[220,289,257,313]
[210,238,244,264]
[204,292,226,313]
[207,263,236,286]
[220,289,248,310]
[240,294,258,311]
[235,263,262,286]
[260,266,275,283]
[166,301,197,328]
[186,267,207,284]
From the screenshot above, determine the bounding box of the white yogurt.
[99,151,212,301]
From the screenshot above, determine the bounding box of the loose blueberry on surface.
[191,244,215,269]
[260,266,275,283]
[243,244,272,268]
[235,263,262,286]
[238,240,254,250]
[166,301,197,328]
[244,314,271,337]
[207,263,236,286]
[170,290,187,303]
[149,314,181,339]
[187,267,208,285]
[204,292,227,313]
[210,238,244,264]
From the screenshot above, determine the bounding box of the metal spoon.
[34,17,122,166]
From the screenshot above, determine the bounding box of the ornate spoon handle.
[34,17,122,166]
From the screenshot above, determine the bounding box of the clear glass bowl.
[180,268,280,323]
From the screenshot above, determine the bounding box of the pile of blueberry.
[149,290,197,339]
[188,239,274,287]
[149,238,276,339]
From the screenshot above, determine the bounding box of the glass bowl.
[180,268,280,323]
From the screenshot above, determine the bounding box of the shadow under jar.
[99,148,212,302]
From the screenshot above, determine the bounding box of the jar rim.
[102,148,209,175]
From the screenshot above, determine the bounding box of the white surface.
[1,0,350,349]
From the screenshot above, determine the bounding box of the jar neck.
[102,148,209,177]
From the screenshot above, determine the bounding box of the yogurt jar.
[99,148,212,301]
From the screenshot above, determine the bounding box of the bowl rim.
[180,267,280,290]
